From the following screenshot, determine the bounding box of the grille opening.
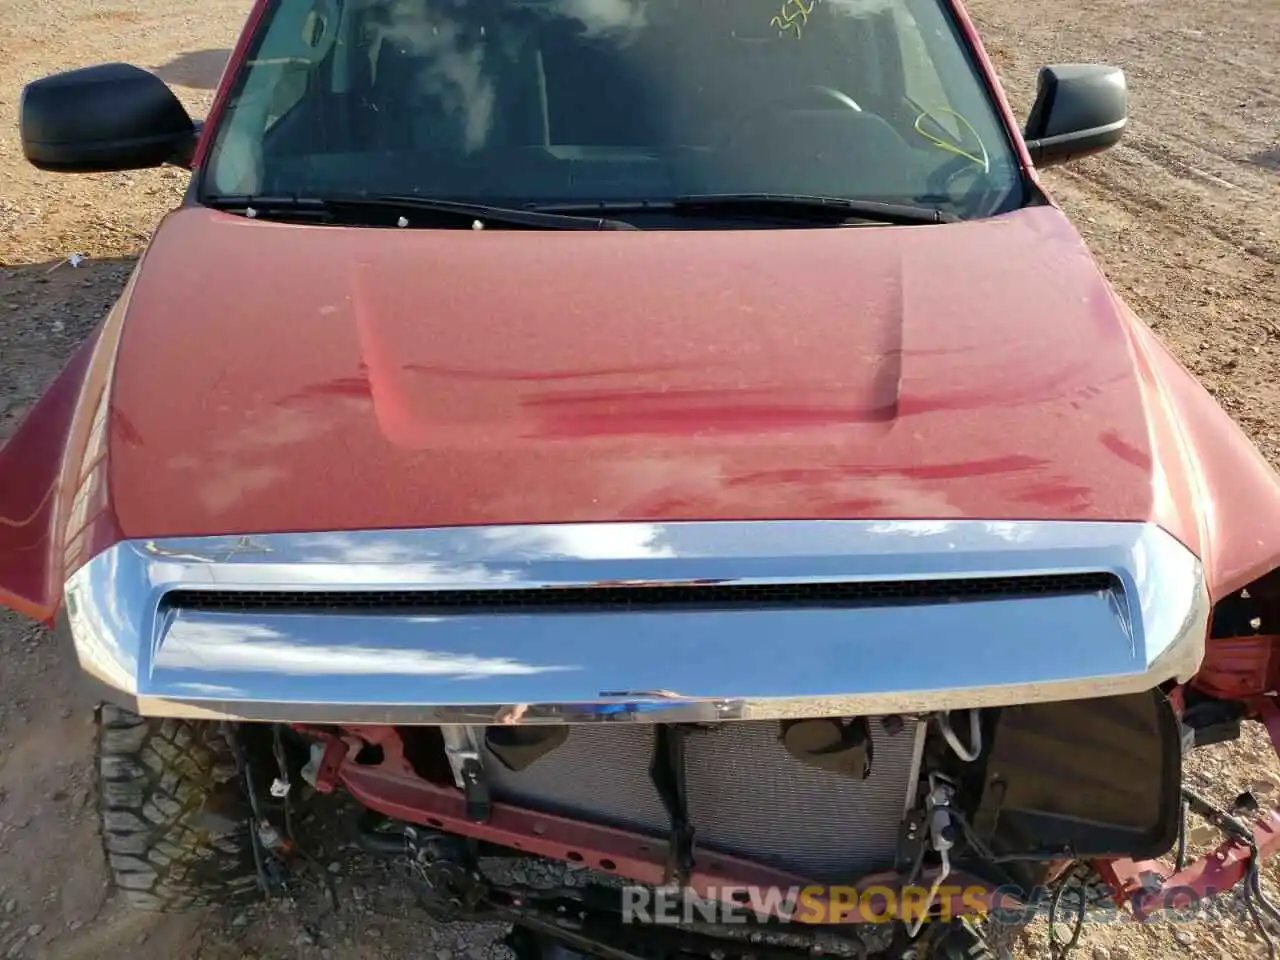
[161,573,1118,615]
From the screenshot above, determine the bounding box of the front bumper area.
[61,520,1207,723]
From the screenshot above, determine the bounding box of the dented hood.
[102,205,1169,537]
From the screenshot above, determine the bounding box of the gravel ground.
[0,0,1278,958]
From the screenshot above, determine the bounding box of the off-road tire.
[96,704,261,910]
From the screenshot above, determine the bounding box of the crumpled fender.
[0,289,130,625]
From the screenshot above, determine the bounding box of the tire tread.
[96,704,260,911]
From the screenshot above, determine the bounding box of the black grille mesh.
[162,573,1117,614]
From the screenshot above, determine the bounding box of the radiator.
[483,717,923,881]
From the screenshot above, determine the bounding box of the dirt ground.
[0,0,1278,957]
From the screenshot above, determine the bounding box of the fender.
[1130,316,1280,601]
[0,286,131,624]
[0,336,97,621]
[0,0,262,623]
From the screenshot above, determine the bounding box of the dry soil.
[0,1,1277,958]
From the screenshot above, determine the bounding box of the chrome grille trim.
[61,520,1208,723]
[159,572,1121,612]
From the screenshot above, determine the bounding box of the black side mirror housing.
[20,63,199,173]
[1023,64,1127,168]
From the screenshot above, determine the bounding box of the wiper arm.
[533,194,955,225]
[674,194,956,224]
[203,194,638,231]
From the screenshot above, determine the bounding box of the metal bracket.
[443,725,491,823]
[905,773,957,938]
[304,733,348,794]
[896,808,929,882]
[650,725,696,887]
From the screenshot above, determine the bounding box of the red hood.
[105,205,1170,537]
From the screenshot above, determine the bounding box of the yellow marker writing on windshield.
[771,0,816,39]
[913,108,990,170]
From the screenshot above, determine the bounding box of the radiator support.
[480,716,926,881]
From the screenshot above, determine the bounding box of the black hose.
[356,829,414,856]
[949,809,1059,864]
[947,809,994,860]
[1243,852,1278,960]
[1246,856,1280,934]
[1045,865,1088,959]
[227,724,273,895]
[1251,863,1280,931]
[271,724,297,845]
[1182,788,1280,960]
[1176,797,1188,872]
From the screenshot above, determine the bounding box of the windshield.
[202,0,1023,222]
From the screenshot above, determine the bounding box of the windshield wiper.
[532,194,955,225]
[203,194,638,231]
[677,194,956,224]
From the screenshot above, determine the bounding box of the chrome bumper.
[62,520,1208,724]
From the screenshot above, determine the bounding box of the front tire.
[96,705,261,910]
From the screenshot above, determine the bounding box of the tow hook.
[905,773,957,938]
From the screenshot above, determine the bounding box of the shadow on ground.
[153,49,231,89]
[1250,148,1280,172]
[0,257,136,439]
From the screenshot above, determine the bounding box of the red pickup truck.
[7,0,1280,957]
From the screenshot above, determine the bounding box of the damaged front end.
[285,691,1184,959]
[60,517,1280,956]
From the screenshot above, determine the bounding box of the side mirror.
[1023,64,1127,168]
[20,63,199,173]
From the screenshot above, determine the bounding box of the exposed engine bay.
[47,522,1280,957]
[262,691,1185,958]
